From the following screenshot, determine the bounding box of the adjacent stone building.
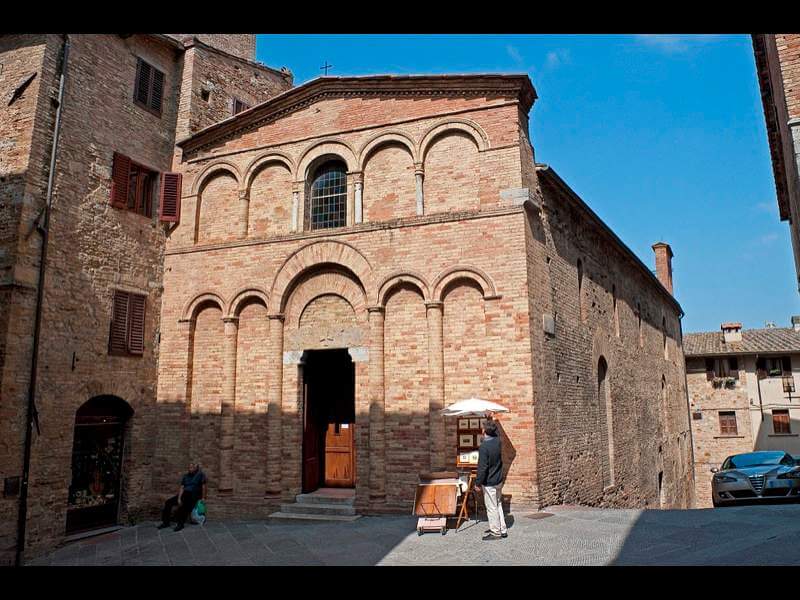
[2,34,694,564]
[753,34,800,292]
[0,33,291,564]
[685,320,800,507]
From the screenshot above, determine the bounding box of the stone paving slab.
[25,504,800,566]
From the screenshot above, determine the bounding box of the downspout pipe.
[15,34,69,567]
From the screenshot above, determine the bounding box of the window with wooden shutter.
[757,356,767,380]
[773,410,791,435]
[111,153,131,208]
[718,411,738,436]
[705,358,715,382]
[133,57,164,115]
[109,290,146,356]
[159,172,182,223]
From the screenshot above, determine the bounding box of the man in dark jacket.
[157,462,207,532]
[474,419,507,540]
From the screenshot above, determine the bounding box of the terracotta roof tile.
[684,327,800,356]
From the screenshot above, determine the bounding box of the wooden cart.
[413,472,460,535]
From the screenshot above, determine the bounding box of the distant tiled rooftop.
[684,327,800,356]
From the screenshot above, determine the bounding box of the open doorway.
[302,349,356,493]
[66,395,133,534]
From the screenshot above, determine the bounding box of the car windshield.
[722,452,788,469]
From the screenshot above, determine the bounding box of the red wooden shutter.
[110,290,130,354]
[128,294,146,355]
[135,59,152,106]
[159,172,182,223]
[110,152,131,208]
[149,68,164,113]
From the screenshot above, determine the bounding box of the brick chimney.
[721,322,742,343]
[792,316,800,332]
[652,242,674,295]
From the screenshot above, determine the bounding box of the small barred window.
[308,161,347,230]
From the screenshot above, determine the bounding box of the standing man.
[158,462,208,532]
[474,420,507,540]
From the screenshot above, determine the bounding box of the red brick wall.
[363,143,416,222]
[248,163,293,238]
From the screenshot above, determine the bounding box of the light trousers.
[482,484,507,535]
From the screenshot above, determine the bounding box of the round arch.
[296,138,359,180]
[432,266,498,302]
[190,160,243,196]
[358,130,418,171]
[269,240,373,314]
[418,119,489,163]
[181,292,227,322]
[377,271,430,307]
[243,152,296,192]
[226,287,269,319]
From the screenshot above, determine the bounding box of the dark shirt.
[475,435,504,487]
[181,470,207,494]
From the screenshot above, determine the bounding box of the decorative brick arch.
[432,266,498,302]
[243,152,296,192]
[286,271,367,327]
[190,160,243,196]
[377,271,430,307]
[181,292,227,322]
[418,119,489,162]
[591,328,612,374]
[296,138,359,180]
[358,130,419,171]
[226,287,269,319]
[269,240,373,314]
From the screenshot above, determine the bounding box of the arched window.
[612,284,619,337]
[307,160,347,230]
[662,316,668,360]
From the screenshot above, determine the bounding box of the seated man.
[157,462,207,532]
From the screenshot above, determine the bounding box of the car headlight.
[713,475,737,483]
[777,469,800,479]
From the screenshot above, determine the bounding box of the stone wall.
[529,171,694,510]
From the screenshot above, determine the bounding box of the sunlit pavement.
[26,503,800,566]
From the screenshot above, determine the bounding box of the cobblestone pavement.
[27,504,800,566]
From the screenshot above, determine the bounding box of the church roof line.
[177,73,537,155]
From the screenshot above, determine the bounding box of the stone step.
[281,502,356,516]
[295,492,355,506]
[268,511,362,523]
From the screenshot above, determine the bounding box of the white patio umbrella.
[440,397,510,417]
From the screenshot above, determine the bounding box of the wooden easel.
[455,470,478,531]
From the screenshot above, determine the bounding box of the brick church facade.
[1,34,694,563]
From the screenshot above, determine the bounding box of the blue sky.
[256,34,799,333]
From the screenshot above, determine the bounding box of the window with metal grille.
[133,58,164,115]
[232,98,250,115]
[308,161,347,230]
[773,409,791,434]
[718,411,738,436]
[109,290,146,356]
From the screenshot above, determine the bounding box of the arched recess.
[596,356,615,489]
[190,160,243,196]
[195,170,240,244]
[422,128,481,213]
[377,271,430,307]
[182,292,227,322]
[284,269,367,352]
[358,130,419,170]
[432,266,497,302]
[361,140,417,222]
[296,138,359,180]
[418,119,489,161]
[246,159,293,238]
[66,395,134,534]
[243,152,296,190]
[269,240,373,314]
[227,288,269,319]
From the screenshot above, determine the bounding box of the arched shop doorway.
[66,395,133,534]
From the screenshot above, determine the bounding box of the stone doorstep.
[295,488,356,505]
[280,502,356,516]
[267,511,362,523]
[62,525,123,545]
